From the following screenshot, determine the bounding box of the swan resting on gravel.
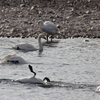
[12,34,45,54]
[1,54,26,64]
[14,65,50,85]
[38,20,59,42]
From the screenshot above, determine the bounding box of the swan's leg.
[49,35,54,42]
[51,37,52,42]
[47,35,49,43]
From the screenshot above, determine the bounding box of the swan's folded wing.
[8,56,26,64]
[43,21,58,34]
[12,43,37,51]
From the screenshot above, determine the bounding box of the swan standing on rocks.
[14,65,50,85]
[1,54,26,64]
[38,20,59,42]
[12,34,45,54]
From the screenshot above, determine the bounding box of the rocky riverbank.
[0,0,100,39]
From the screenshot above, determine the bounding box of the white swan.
[38,20,58,42]
[12,34,44,53]
[14,65,50,85]
[96,86,100,92]
[1,55,26,64]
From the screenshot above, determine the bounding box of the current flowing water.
[0,37,100,100]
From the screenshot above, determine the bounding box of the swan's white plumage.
[12,34,44,51]
[38,20,58,42]
[15,76,46,85]
[39,20,58,34]
[1,55,26,64]
[12,43,37,51]
[14,65,50,84]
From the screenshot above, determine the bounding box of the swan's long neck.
[38,36,43,52]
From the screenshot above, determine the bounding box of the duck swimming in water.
[15,65,50,85]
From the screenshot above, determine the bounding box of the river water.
[0,37,100,100]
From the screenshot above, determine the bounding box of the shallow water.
[0,37,100,100]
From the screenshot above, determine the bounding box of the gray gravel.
[0,0,100,39]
